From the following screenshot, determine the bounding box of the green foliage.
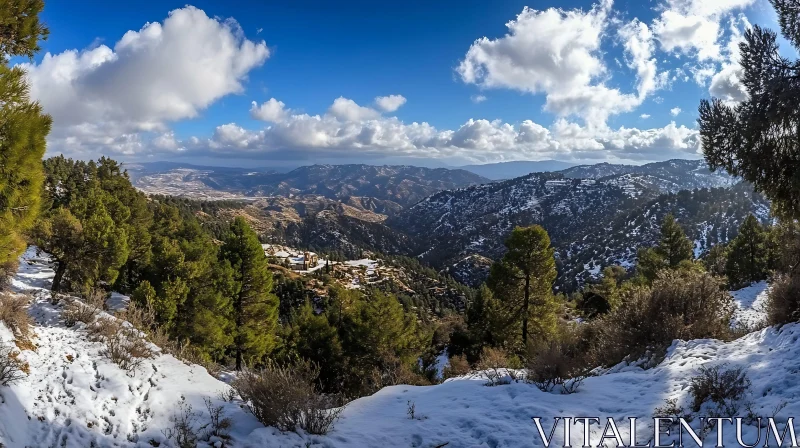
[587,265,626,310]
[726,215,769,288]
[698,0,800,216]
[636,214,694,282]
[704,243,728,277]
[590,269,735,367]
[221,217,279,370]
[0,2,51,266]
[484,225,559,352]
[0,0,48,60]
[655,214,694,267]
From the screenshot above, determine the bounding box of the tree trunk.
[52,261,66,292]
[522,273,530,344]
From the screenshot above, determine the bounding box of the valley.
[139,159,762,291]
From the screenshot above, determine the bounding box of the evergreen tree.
[637,214,694,282]
[704,243,728,278]
[486,225,558,348]
[698,0,800,217]
[221,217,279,370]
[282,302,345,393]
[0,0,51,268]
[655,214,694,267]
[726,215,769,287]
[31,207,82,291]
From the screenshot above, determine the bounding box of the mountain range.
[131,158,763,291]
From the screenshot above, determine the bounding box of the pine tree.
[655,214,694,267]
[221,217,279,370]
[726,215,769,287]
[698,0,800,216]
[486,225,558,348]
[284,302,345,393]
[637,214,694,282]
[31,207,82,291]
[704,243,728,277]
[0,0,51,268]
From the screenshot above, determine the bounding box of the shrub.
[766,274,800,326]
[162,396,199,448]
[590,270,735,367]
[89,317,155,373]
[233,359,344,435]
[442,354,471,380]
[203,397,232,442]
[62,291,105,327]
[689,364,751,413]
[0,293,32,339]
[0,344,26,385]
[653,398,691,422]
[526,324,588,393]
[0,260,18,290]
[476,347,521,386]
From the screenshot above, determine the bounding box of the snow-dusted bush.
[590,270,735,367]
[442,354,470,380]
[62,290,105,327]
[766,273,800,325]
[203,397,232,442]
[233,359,344,435]
[0,344,26,385]
[0,260,18,289]
[653,398,691,421]
[88,317,155,373]
[476,347,520,386]
[525,324,588,393]
[162,396,200,448]
[0,292,32,339]
[689,364,751,414]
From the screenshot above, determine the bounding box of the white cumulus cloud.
[374,94,407,112]
[327,97,382,122]
[457,0,664,127]
[21,6,269,158]
[670,107,682,116]
[250,98,290,122]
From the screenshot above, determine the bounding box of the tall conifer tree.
[486,225,558,348]
[0,0,51,270]
[221,217,279,370]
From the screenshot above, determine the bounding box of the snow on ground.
[1,248,796,447]
[731,281,770,328]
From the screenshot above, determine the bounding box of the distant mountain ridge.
[388,159,759,289]
[458,160,576,180]
[131,163,489,208]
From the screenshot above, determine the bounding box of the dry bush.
[0,345,27,385]
[116,300,155,333]
[589,270,735,367]
[476,347,520,386]
[62,290,106,327]
[162,396,200,448]
[442,354,471,380]
[0,293,32,340]
[653,398,691,421]
[203,397,232,442]
[689,364,751,414]
[233,359,344,435]
[526,324,589,393]
[766,274,800,326]
[89,317,155,373]
[0,260,18,290]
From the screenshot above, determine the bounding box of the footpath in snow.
[0,248,796,447]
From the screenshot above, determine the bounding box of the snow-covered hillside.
[0,248,793,447]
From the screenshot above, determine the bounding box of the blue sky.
[23,0,779,167]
